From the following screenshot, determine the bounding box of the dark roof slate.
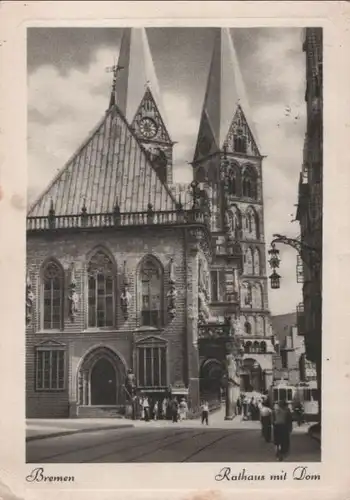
[28,104,177,217]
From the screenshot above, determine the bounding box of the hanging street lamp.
[268,242,281,289]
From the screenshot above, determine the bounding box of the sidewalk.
[26,418,134,442]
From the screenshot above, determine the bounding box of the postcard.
[0,1,349,499]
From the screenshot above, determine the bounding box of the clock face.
[139,117,158,139]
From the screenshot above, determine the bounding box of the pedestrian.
[260,400,273,442]
[248,397,255,420]
[162,397,168,420]
[179,398,188,421]
[272,400,293,461]
[201,400,209,425]
[153,400,159,421]
[143,396,150,422]
[171,397,179,423]
[236,397,242,415]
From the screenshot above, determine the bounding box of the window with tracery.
[88,250,115,328]
[140,257,162,327]
[137,344,167,387]
[242,166,258,199]
[234,134,247,154]
[42,261,64,330]
[36,347,65,391]
[253,248,261,275]
[245,207,259,239]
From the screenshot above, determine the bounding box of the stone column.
[264,369,273,392]
[83,370,89,405]
[224,342,239,420]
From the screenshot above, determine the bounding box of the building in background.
[296,28,323,405]
[271,312,317,385]
[25,27,274,418]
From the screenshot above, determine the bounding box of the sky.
[27,27,306,316]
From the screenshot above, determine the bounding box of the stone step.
[77,406,125,418]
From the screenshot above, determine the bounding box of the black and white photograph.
[24,25,322,464]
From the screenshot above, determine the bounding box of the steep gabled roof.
[28,104,177,217]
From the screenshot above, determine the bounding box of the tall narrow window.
[140,257,162,327]
[42,260,64,330]
[36,347,65,390]
[242,166,258,199]
[137,344,167,387]
[234,135,247,153]
[210,270,226,302]
[88,250,115,328]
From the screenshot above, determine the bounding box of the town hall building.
[26,28,275,418]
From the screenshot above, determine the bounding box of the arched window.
[229,205,242,239]
[42,260,64,330]
[253,283,263,309]
[245,341,251,353]
[245,207,260,239]
[253,341,259,353]
[253,248,261,275]
[244,321,252,334]
[260,341,267,353]
[234,134,247,154]
[87,249,115,328]
[244,247,254,275]
[139,256,163,327]
[242,165,258,199]
[228,163,240,195]
[256,315,265,335]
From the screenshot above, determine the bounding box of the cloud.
[27,29,305,315]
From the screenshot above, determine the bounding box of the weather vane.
[105,60,125,107]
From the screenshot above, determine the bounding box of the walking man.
[201,400,209,425]
[272,400,293,461]
[260,400,273,442]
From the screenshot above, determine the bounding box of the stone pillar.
[264,369,273,392]
[224,343,240,420]
[83,370,89,405]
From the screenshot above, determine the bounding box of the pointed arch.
[137,254,164,328]
[242,164,258,199]
[228,161,241,196]
[256,315,265,336]
[245,206,260,239]
[244,247,254,275]
[228,204,242,239]
[253,283,263,309]
[40,258,65,330]
[87,247,117,328]
[253,247,261,275]
[248,315,256,335]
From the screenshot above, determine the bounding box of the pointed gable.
[131,87,172,144]
[28,105,177,218]
[225,105,260,157]
[115,28,171,137]
[193,28,261,162]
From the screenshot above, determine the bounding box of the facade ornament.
[68,263,79,320]
[48,199,56,229]
[167,258,177,319]
[120,261,132,320]
[26,273,35,325]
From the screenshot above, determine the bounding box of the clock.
[139,117,158,139]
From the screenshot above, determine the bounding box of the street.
[26,410,320,463]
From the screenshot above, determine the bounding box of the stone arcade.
[26,28,274,418]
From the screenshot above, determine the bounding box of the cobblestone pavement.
[26,409,320,463]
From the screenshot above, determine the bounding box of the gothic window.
[210,270,226,302]
[253,248,261,275]
[256,315,265,335]
[242,165,258,199]
[245,341,252,353]
[245,207,260,239]
[36,346,65,391]
[87,249,115,328]
[244,321,252,334]
[244,247,254,275]
[137,342,167,387]
[42,260,64,330]
[260,341,267,353]
[229,206,242,239]
[253,283,263,309]
[139,256,163,327]
[234,134,247,154]
[227,163,240,195]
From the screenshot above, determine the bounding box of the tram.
[268,380,319,422]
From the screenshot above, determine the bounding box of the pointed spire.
[114,28,170,130]
[194,28,261,157]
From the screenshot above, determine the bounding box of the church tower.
[113,28,174,185]
[193,28,274,392]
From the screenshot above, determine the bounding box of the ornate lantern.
[269,270,281,289]
[268,243,280,269]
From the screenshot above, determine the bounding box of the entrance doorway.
[90,357,117,405]
[240,358,264,393]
